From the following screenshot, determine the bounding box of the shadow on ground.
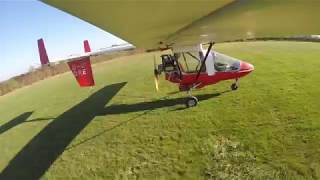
[0,82,127,180]
[0,84,229,179]
[0,112,53,135]
[102,90,230,115]
[0,112,33,135]
[67,90,230,150]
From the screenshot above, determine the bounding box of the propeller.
[153,55,159,91]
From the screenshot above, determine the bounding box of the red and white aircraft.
[154,43,253,107]
[41,0,319,107]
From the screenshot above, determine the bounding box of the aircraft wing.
[43,0,320,48]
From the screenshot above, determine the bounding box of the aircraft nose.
[240,62,254,72]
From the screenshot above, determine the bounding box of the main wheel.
[231,83,238,91]
[185,96,198,108]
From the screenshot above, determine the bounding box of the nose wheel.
[231,78,239,91]
[231,83,238,90]
[185,96,198,108]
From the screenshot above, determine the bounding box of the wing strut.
[193,42,214,83]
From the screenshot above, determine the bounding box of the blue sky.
[0,0,126,81]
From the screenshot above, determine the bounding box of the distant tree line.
[229,35,320,43]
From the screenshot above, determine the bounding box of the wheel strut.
[185,89,198,108]
[231,78,239,91]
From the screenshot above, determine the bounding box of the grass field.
[0,41,320,179]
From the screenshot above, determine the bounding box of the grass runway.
[0,41,320,179]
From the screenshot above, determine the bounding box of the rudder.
[83,40,91,53]
[37,38,50,66]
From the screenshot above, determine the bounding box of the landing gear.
[185,96,198,108]
[184,87,199,108]
[231,83,238,90]
[231,78,239,91]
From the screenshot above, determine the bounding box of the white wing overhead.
[43,0,320,49]
[167,0,320,46]
[43,0,234,48]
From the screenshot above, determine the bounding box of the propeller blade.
[154,75,159,91]
[153,55,159,91]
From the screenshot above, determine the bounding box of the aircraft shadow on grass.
[102,91,229,115]
[0,82,127,180]
[0,82,228,180]
[0,112,33,135]
[67,90,230,150]
[0,112,53,135]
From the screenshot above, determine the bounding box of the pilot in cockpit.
[212,52,240,72]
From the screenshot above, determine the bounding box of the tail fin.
[83,40,91,53]
[37,38,50,66]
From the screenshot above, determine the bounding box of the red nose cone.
[240,62,254,72]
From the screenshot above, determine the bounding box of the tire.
[185,96,198,108]
[231,83,238,91]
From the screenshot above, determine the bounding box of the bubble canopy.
[173,47,241,73]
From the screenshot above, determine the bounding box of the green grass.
[0,41,320,179]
